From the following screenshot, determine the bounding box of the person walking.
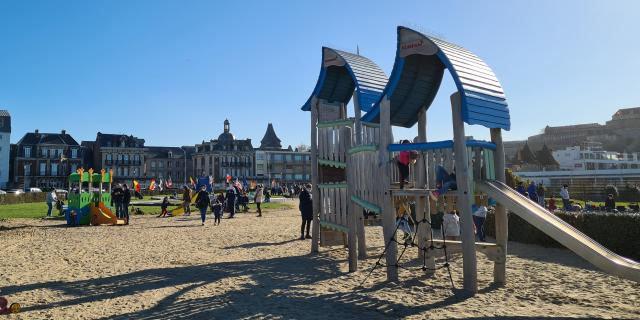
[111,183,125,219]
[537,182,546,207]
[195,185,210,226]
[46,190,58,217]
[605,194,616,212]
[182,186,192,216]
[157,196,170,217]
[560,184,571,211]
[472,204,488,242]
[122,184,131,224]
[255,184,264,217]
[211,194,223,225]
[299,183,313,240]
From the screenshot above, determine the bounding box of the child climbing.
[472,204,488,242]
[394,198,414,243]
[397,140,411,189]
[157,197,170,218]
[429,165,457,200]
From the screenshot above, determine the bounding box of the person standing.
[605,194,616,212]
[225,183,237,218]
[442,210,460,241]
[396,140,411,189]
[211,194,223,226]
[255,184,264,217]
[195,186,210,226]
[111,183,125,219]
[122,184,131,224]
[46,190,58,217]
[182,186,192,216]
[516,181,526,196]
[560,184,571,211]
[472,204,488,242]
[527,181,538,203]
[157,196,170,217]
[299,183,313,240]
[537,182,546,207]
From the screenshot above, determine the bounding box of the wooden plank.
[311,101,320,253]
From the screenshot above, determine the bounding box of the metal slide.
[476,180,640,283]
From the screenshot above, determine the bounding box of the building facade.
[254,123,311,185]
[13,129,84,189]
[144,146,190,186]
[526,107,640,153]
[90,133,147,184]
[553,142,640,171]
[192,119,254,182]
[0,110,10,188]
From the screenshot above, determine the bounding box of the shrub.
[485,210,640,261]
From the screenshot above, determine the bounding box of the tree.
[604,185,619,199]
[535,144,559,168]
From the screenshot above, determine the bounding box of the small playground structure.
[301,26,640,293]
[66,168,127,226]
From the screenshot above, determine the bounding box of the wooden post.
[379,96,398,282]
[491,128,508,285]
[311,98,321,254]
[345,126,358,272]
[353,89,367,259]
[451,92,478,294]
[416,108,435,272]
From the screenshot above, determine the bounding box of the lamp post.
[180,147,187,186]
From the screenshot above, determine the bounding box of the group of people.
[110,183,132,223]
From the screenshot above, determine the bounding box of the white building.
[553,142,640,171]
[0,110,10,188]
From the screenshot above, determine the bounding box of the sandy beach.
[0,203,638,319]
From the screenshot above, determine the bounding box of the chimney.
[35,129,39,134]
[61,129,66,135]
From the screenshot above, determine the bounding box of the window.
[51,163,58,176]
[40,163,46,176]
[71,148,78,158]
[256,153,265,160]
[151,161,156,168]
[24,147,31,157]
[106,154,112,161]
[71,164,77,172]
[24,164,31,176]
[124,154,129,163]
[274,154,283,161]
[123,167,129,176]
[257,164,264,170]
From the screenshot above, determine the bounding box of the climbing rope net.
[360,212,456,291]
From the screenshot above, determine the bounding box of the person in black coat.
[299,183,313,240]
[111,183,125,219]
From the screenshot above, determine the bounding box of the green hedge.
[485,211,640,261]
[0,193,47,205]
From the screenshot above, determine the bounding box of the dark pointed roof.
[260,123,282,150]
[17,130,79,146]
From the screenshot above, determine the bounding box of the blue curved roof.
[362,26,510,130]
[301,47,388,112]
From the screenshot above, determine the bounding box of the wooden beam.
[491,128,508,285]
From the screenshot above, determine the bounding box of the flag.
[189,176,196,187]
[271,179,276,188]
[149,179,156,191]
[226,175,232,183]
[209,175,214,186]
[133,180,141,193]
[166,177,173,188]
[159,179,164,191]
[242,176,248,189]
[234,179,243,191]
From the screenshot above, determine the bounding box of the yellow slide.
[170,193,197,216]
[90,202,126,225]
[477,180,640,283]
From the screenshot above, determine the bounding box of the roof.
[301,47,388,112]
[17,131,79,146]
[145,146,188,159]
[260,123,282,150]
[0,110,10,117]
[95,132,145,148]
[362,26,510,130]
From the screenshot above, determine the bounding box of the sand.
[0,203,638,319]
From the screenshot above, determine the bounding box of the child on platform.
[397,140,411,189]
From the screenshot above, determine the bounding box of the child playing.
[158,197,169,218]
[397,140,411,189]
[211,195,223,226]
[442,210,460,241]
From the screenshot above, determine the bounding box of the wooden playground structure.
[301,26,640,294]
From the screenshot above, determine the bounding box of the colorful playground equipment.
[66,168,126,226]
[0,296,20,315]
[301,26,640,293]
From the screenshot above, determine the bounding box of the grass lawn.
[0,202,64,219]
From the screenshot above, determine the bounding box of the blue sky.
[1,0,639,147]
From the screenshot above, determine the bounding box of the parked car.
[7,189,24,195]
[0,189,7,195]
[27,187,43,193]
[54,189,69,200]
